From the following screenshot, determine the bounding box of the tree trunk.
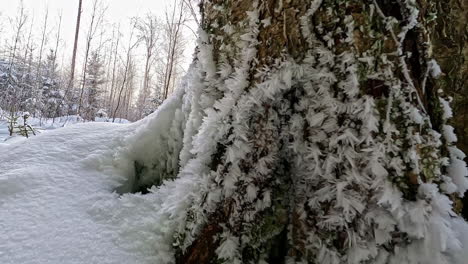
[428,0,468,223]
[77,0,106,118]
[69,0,83,90]
[430,0,468,154]
[167,0,468,263]
[108,24,121,115]
[163,0,185,100]
[35,7,49,117]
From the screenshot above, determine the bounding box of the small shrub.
[7,113,37,138]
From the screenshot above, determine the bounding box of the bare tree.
[123,56,136,120]
[69,0,83,90]
[111,21,140,122]
[34,6,49,117]
[24,19,35,84]
[49,11,63,121]
[135,14,161,118]
[182,0,201,32]
[2,1,28,113]
[22,14,34,70]
[107,24,121,113]
[52,11,63,71]
[8,1,27,69]
[161,0,188,99]
[100,23,114,109]
[184,0,200,25]
[77,0,107,118]
[36,6,49,80]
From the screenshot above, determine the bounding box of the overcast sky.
[0,0,173,47]
[0,0,196,70]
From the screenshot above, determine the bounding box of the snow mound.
[0,89,196,264]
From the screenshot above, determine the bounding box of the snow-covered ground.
[0,119,10,142]
[0,115,130,143]
[0,122,142,263]
[0,93,194,264]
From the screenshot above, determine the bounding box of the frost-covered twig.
[422,59,442,94]
[421,66,430,95]
[372,0,427,114]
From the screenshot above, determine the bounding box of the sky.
[0,0,197,71]
[1,0,170,43]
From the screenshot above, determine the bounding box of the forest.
[0,0,198,123]
[0,0,467,264]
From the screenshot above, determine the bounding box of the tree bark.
[430,0,468,154]
[428,0,468,220]
[167,0,468,263]
[69,0,83,90]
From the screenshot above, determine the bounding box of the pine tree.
[41,49,63,118]
[83,51,106,120]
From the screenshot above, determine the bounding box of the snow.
[410,107,424,124]
[443,125,457,143]
[447,147,468,196]
[428,59,442,78]
[215,232,240,262]
[0,120,11,142]
[0,115,130,143]
[439,97,453,120]
[0,90,194,264]
[0,122,141,264]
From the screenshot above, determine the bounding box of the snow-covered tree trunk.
[133,0,468,263]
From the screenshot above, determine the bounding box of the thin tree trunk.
[69,0,83,90]
[112,27,139,122]
[23,16,34,71]
[35,7,49,117]
[52,11,63,119]
[109,24,121,115]
[102,26,114,110]
[3,2,27,112]
[77,0,106,118]
[52,11,62,69]
[163,1,185,99]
